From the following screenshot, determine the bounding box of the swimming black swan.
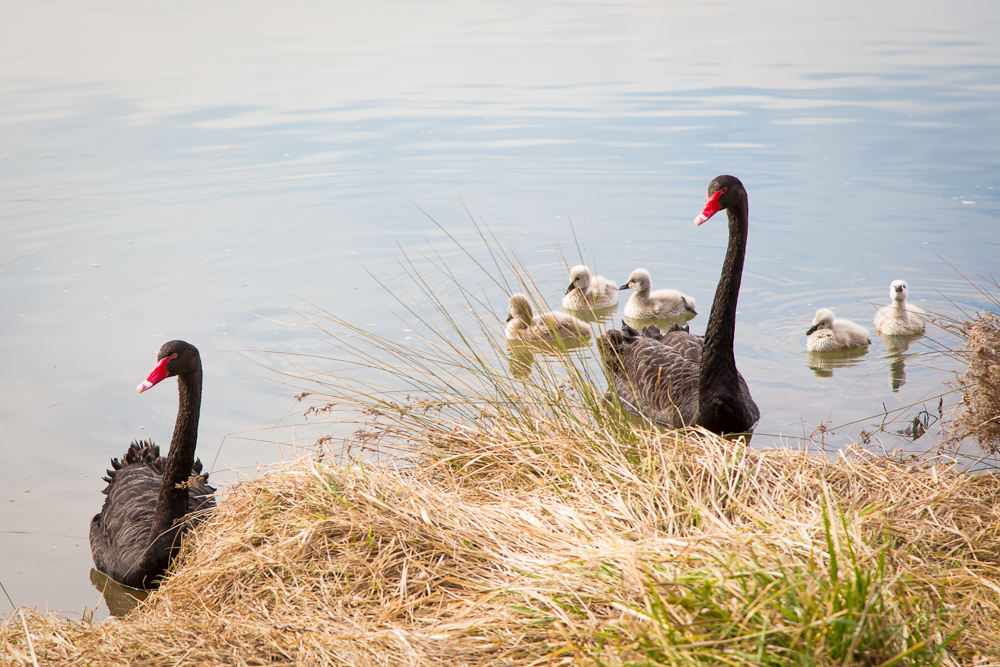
[89,340,215,589]
[598,175,760,436]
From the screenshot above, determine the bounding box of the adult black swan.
[89,340,215,589]
[598,175,760,436]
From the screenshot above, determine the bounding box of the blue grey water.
[1,0,998,618]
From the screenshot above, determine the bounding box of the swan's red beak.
[694,189,724,226]
[137,356,171,393]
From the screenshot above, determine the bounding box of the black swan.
[598,175,760,436]
[89,340,215,589]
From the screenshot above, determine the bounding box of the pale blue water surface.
[1,0,998,618]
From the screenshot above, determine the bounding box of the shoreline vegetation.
[3,420,999,664]
[4,234,999,665]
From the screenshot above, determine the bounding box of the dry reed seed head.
[947,311,1000,454]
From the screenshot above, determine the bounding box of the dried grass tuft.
[947,311,1000,454]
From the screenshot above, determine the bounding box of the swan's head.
[619,268,651,293]
[506,293,534,324]
[566,265,592,294]
[137,340,201,393]
[806,308,835,336]
[890,280,909,303]
[694,175,745,226]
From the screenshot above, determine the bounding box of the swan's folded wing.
[659,328,702,363]
[737,372,761,430]
[615,335,700,427]
[100,466,159,546]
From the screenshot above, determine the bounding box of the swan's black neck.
[147,368,202,552]
[698,194,748,431]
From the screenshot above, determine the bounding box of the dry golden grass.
[3,418,1000,666]
[946,311,1000,454]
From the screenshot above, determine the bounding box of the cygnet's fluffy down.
[874,280,926,336]
[562,265,619,310]
[505,293,591,342]
[805,308,871,352]
[619,268,697,320]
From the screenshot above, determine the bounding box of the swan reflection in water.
[881,333,920,392]
[90,568,148,616]
[806,346,870,378]
[562,302,618,325]
[506,337,590,380]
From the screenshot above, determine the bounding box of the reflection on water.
[89,569,148,617]
[562,304,619,325]
[506,338,591,380]
[881,333,920,392]
[806,346,870,378]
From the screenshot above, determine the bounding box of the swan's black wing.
[90,440,215,588]
[598,324,702,427]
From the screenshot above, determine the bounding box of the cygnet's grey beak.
[565,282,575,295]
[619,282,630,291]
[805,324,819,335]
[506,314,513,322]
[682,296,697,316]
[895,285,904,293]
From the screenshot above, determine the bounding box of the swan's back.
[90,441,214,588]
[536,311,591,341]
[599,324,703,427]
[624,289,696,320]
[506,311,591,342]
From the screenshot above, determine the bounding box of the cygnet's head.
[805,308,835,336]
[565,265,592,294]
[619,268,651,293]
[890,280,909,302]
[506,293,534,324]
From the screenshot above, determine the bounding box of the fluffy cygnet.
[505,293,591,342]
[805,308,872,352]
[562,265,619,310]
[874,280,926,336]
[619,268,697,320]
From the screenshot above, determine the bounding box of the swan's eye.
[171,353,178,359]
[720,187,728,194]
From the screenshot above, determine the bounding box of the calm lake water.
[2,0,998,619]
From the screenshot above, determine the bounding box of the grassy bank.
[3,414,999,665]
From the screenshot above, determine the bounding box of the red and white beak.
[694,189,724,226]
[137,355,171,393]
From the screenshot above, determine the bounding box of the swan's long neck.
[148,369,202,547]
[698,196,748,425]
